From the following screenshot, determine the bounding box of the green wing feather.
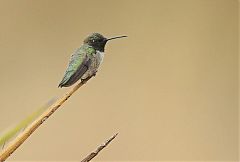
[58,44,95,87]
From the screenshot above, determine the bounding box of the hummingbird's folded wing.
[60,58,91,87]
[58,46,94,87]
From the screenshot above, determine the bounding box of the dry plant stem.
[0,77,92,162]
[81,133,118,162]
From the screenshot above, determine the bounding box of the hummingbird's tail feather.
[58,74,82,88]
[58,74,71,88]
[58,76,77,88]
[58,82,71,88]
[58,82,66,88]
[58,76,73,88]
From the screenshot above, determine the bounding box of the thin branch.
[0,77,92,162]
[81,133,118,162]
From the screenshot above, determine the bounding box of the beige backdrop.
[0,0,238,161]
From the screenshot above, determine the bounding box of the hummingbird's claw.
[81,79,87,84]
[81,75,93,84]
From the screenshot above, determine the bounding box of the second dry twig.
[81,133,118,162]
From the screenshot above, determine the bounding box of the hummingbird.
[58,33,127,88]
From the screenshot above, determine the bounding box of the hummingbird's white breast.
[96,50,104,65]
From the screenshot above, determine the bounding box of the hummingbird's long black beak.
[107,35,127,41]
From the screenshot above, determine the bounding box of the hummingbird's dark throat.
[87,35,127,52]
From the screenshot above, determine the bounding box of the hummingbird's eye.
[92,39,95,43]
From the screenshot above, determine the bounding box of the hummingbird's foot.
[81,78,88,84]
[81,75,93,84]
[93,72,97,77]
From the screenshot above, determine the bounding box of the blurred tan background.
[0,0,238,161]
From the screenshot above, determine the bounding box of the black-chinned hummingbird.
[58,33,127,88]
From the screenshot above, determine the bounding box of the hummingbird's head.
[84,33,127,52]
